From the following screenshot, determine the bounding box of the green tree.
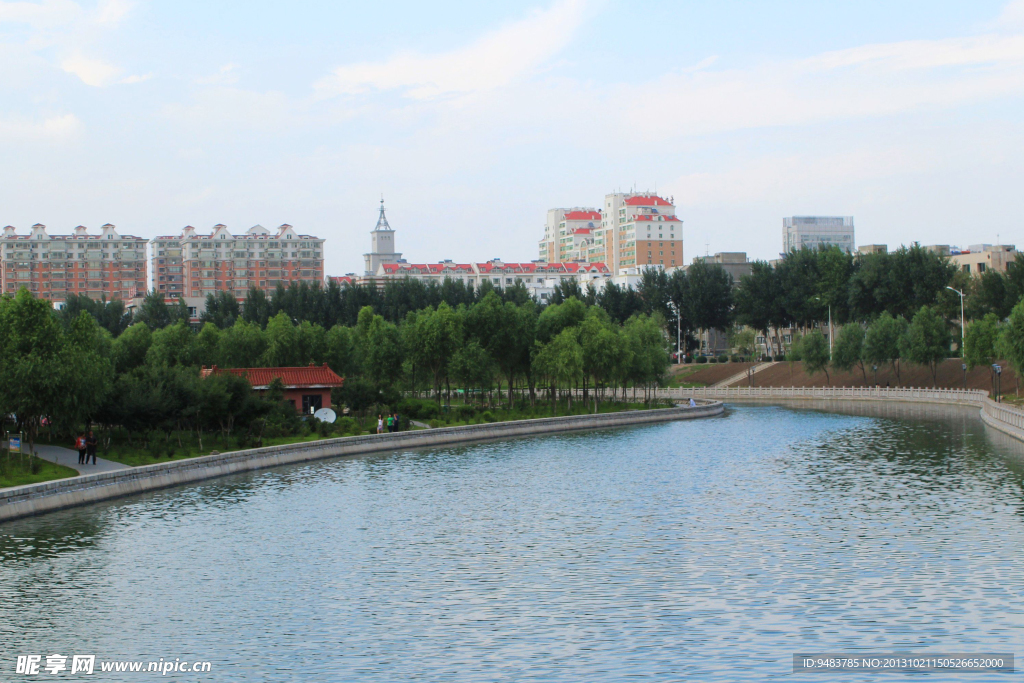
[112,323,152,373]
[262,312,300,366]
[449,340,495,402]
[831,324,867,383]
[997,298,1024,396]
[686,261,733,352]
[799,329,831,385]
[734,261,787,357]
[964,313,1001,370]
[865,312,908,386]
[146,320,196,367]
[218,319,268,368]
[899,305,951,386]
[134,291,172,329]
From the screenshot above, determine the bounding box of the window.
[301,394,322,414]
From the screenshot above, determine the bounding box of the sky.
[2,0,1023,274]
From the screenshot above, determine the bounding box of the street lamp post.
[669,301,681,364]
[946,286,965,359]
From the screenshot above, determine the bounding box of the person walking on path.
[85,429,98,465]
[377,415,384,434]
[386,414,394,433]
[393,412,401,432]
[75,433,87,465]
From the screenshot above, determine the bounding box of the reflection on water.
[1,405,1023,682]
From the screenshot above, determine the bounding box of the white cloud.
[0,0,82,28]
[94,0,133,26]
[0,113,82,140]
[61,52,120,85]
[611,32,1024,142]
[996,0,1024,29]
[120,72,151,84]
[196,63,239,86]
[315,0,587,99]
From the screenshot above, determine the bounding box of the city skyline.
[2,0,1023,275]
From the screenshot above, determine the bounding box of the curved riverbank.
[0,401,723,523]
[658,386,1024,445]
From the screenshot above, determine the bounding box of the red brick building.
[201,364,344,414]
[152,223,324,300]
[1,223,148,303]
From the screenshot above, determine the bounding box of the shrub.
[696,355,708,364]
[428,419,442,429]
[717,354,729,363]
[708,356,717,363]
[684,355,693,364]
[730,354,742,363]
[396,398,441,420]
[454,405,476,420]
[481,411,497,423]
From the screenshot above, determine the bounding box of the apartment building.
[152,223,324,299]
[537,208,601,263]
[782,216,855,254]
[950,244,1019,275]
[603,193,683,271]
[1,223,147,302]
[375,259,611,302]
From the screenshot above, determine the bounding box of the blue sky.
[2,0,1023,274]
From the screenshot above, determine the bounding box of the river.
[2,403,1023,681]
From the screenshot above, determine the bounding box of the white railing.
[983,398,1024,433]
[655,385,988,404]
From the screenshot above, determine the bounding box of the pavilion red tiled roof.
[201,364,344,389]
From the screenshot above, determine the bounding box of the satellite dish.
[313,408,337,423]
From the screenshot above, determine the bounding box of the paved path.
[714,361,779,388]
[31,444,131,475]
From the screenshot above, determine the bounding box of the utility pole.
[946,286,965,358]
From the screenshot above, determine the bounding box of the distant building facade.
[950,244,1019,274]
[690,252,752,283]
[858,244,887,255]
[1,223,147,303]
[601,192,682,271]
[782,216,855,254]
[537,208,602,263]
[376,259,610,302]
[152,223,324,299]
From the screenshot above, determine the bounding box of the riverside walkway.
[31,444,130,476]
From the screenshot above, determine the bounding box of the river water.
[2,403,1024,681]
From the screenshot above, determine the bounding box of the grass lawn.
[0,454,79,489]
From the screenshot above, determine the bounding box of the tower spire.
[376,195,392,231]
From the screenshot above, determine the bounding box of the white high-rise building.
[364,198,402,276]
[782,216,855,254]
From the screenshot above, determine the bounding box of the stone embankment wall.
[662,386,1024,445]
[0,402,723,523]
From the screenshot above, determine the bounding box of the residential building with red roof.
[537,207,601,263]
[201,363,344,414]
[368,259,610,303]
[151,223,324,300]
[1,223,147,303]
[600,192,683,271]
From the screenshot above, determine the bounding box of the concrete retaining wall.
[661,386,1024,445]
[0,401,723,523]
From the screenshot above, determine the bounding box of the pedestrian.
[689,398,696,407]
[75,432,87,465]
[377,415,384,434]
[85,429,98,466]
[386,414,394,433]
[393,412,401,432]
